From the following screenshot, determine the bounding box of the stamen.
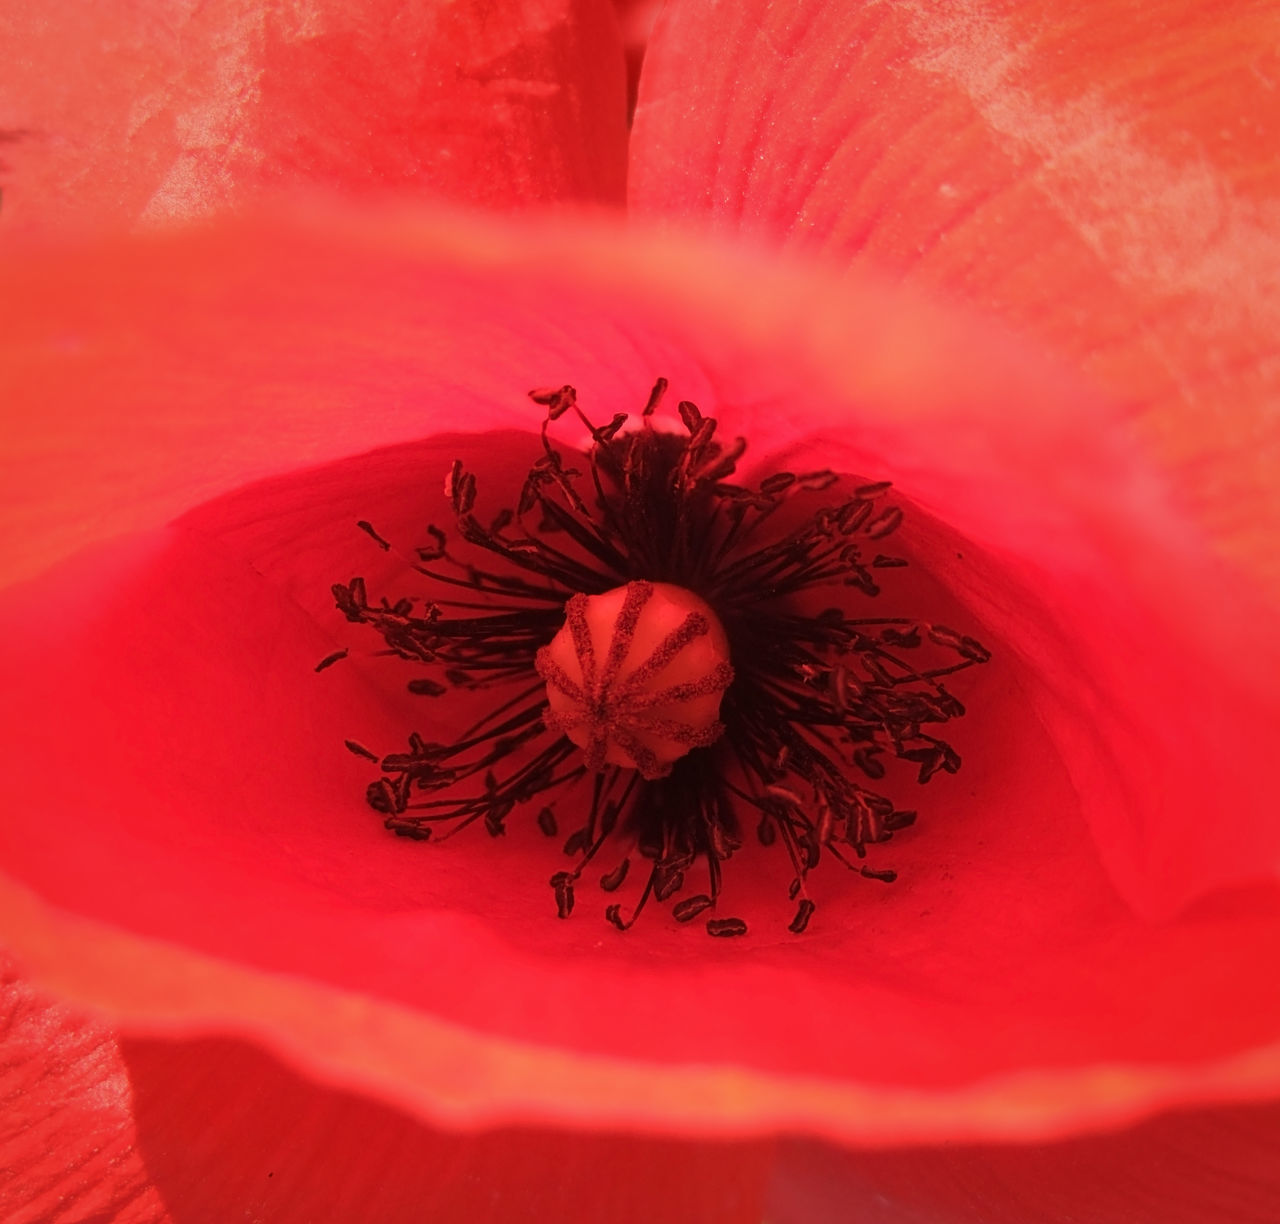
[706,917,749,938]
[334,379,991,935]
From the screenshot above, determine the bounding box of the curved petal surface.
[0,958,166,1224]
[631,0,1280,592]
[0,961,769,1224]
[1,213,1279,1147]
[768,1100,1280,1224]
[121,1032,772,1224]
[0,0,627,238]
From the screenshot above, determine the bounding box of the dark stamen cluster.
[329,380,990,936]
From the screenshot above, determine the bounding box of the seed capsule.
[536,581,734,780]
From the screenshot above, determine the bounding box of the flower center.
[536,581,734,780]
[330,378,991,936]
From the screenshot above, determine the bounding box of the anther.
[706,917,748,937]
[536,581,734,780]
[314,649,349,672]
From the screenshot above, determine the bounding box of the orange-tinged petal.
[631,0,1280,595]
[0,0,627,238]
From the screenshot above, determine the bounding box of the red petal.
[631,0,1280,592]
[0,960,770,1223]
[0,957,168,1224]
[768,1100,1280,1223]
[0,0,626,238]
[119,1030,772,1224]
[2,214,1279,1146]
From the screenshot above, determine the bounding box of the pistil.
[537,581,734,779]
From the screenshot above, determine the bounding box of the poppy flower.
[3,0,1280,1220]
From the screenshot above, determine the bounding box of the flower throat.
[329,380,990,936]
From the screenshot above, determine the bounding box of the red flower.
[2,1,1279,1220]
